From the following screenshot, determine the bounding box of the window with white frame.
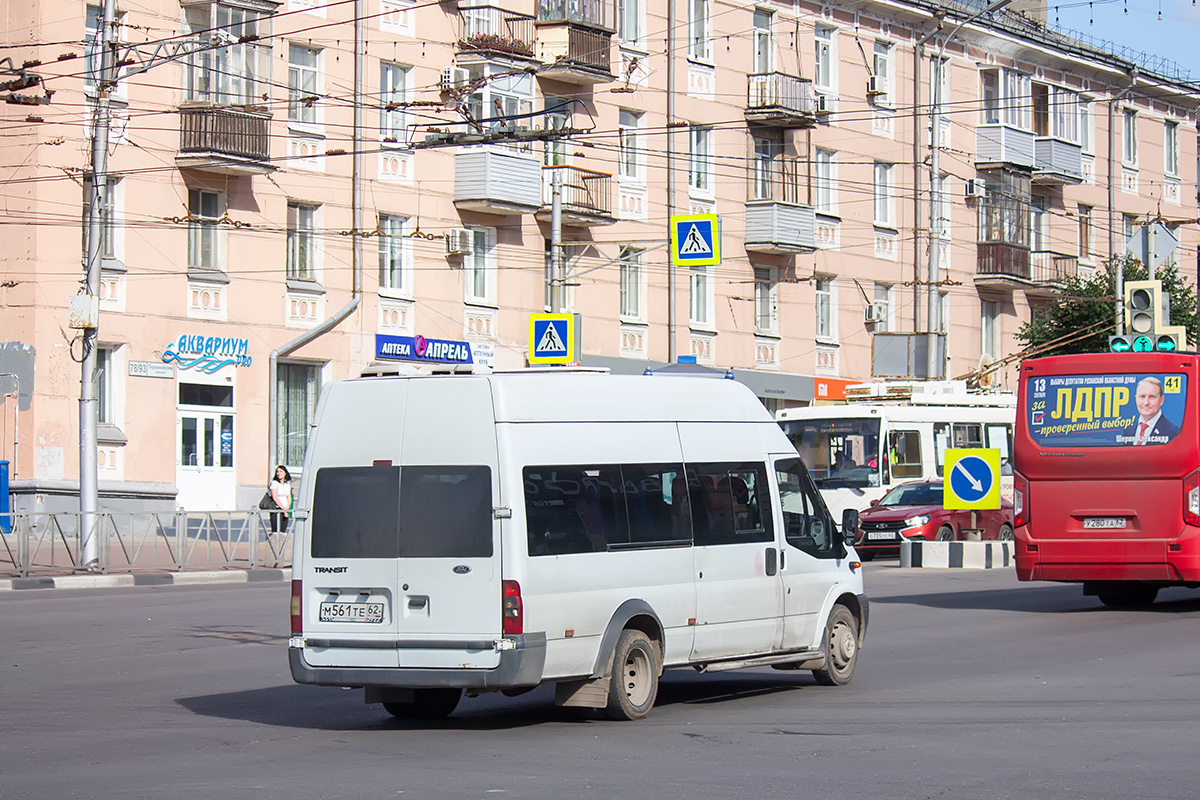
[96,345,117,426]
[184,3,272,105]
[618,109,643,180]
[815,278,833,339]
[981,300,1001,360]
[873,161,894,227]
[754,267,777,334]
[1165,120,1180,176]
[939,290,950,334]
[751,135,777,201]
[380,62,410,144]
[1078,98,1093,154]
[1032,83,1077,141]
[465,227,496,305]
[83,175,121,263]
[287,201,318,281]
[814,148,835,214]
[276,362,321,467]
[688,0,711,61]
[1078,204,1094,261]
[618,0,641,45]
[872,41,891,104]
[288,44,320,127]
[378,214,411,295]
[933,172,950,239]
[752,9,772,74]
[188,189,225,271]
[465,67,534,140]
[619,246,644,320]
[1122,108,1138,166]
[86,6,129,92]
[1030,195,1048,252]
[873,283,893,332]
[689,125,713,194]
[690,265,712,327]
[543,95,571,166]
[980,68,1031,130]
[815,26,834,93]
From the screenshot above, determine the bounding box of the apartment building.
[0,0,1196,512]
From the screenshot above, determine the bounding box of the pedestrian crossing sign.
[670,214,720,267]
[528,313,578,365]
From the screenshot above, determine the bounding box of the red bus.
[1014,352,1200,607]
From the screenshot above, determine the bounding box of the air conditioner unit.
[965,179,985,199]
[815,94,831,114]
[866,75,885,96]
[439,67,470,92]
[864,305,879,324]
[445,228,474,256]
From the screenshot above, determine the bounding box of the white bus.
[289,370,867,721]
[775,381,1017,520]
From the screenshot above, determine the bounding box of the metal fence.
[0,511,292,578]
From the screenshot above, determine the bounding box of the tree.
[1016,256,1199,357]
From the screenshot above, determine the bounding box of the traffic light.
[1114,280,1187,352]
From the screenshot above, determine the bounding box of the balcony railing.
[747,155,806,204]
[458,6,537,58]
[977,243,1031,279]
[552,25,611,71]
[745,73,816,126]
[540,164,614,223]
[178,104,271,162]
[1031,251,1078,284]
[537,0,615,31]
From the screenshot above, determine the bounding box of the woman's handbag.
[258,490,278,510]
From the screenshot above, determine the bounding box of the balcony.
[744,73,817,128]
[457,6,537,62]
[976,123,1035,170]
[175,104,275,175]
[453,145,543,215]
[1033,136,1083,184]
[536,0,614,84]
[745,156,816,254]
[536,165,616,226]
[975,243,1030,291]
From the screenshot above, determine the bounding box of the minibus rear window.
[1026,372,1187,448]
[311,465,493,558]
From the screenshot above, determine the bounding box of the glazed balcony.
[175,104,275,175]
[1033,136,1083,185]
[976,123,1035,169]
[457,5,537,61]
[745,155,815,254]
[536,165,616,226]
[453,145,543,215]
[744,73,817,128]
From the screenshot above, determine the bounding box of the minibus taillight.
[502,580,523,635]
[1013,471,1029,530]
[1184,469,1200,528]
[290,580,303,635]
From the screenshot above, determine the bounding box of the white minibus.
[288,370,867,721]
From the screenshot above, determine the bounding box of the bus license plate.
[1083,517,1126,530]
[319,601,384,623]
[867,532,896,541]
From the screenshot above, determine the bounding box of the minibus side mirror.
[839,508,860,555]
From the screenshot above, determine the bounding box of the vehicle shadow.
[873,583,1200,614]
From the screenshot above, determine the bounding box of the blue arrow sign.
[949,455,994,504]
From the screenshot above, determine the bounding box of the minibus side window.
[887,430,922,480]
[775,457,836,558]
[687,462,773,546]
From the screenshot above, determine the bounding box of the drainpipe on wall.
[1108,68,1138,335]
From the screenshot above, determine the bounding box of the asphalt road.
[4,566,1200,800]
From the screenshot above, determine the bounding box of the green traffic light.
[1156,334,1178,352]
[1110,336,1131,353]
[1133,335,1154,352]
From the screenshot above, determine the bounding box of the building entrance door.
[176,381,235,511]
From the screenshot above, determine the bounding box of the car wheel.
[935,524,955,542]
[813,605,859,686]
[998,523,1014,541]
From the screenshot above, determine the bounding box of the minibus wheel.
[605,629,659,721]
[383,688,461,719]
[813,605,859,686]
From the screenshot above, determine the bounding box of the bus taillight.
[502,580,523,635]
[1013,471,1029,529]
[1184,469,1200,528]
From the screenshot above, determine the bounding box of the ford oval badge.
[453,565,471,575]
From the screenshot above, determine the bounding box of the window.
[618,109,643,180]
[1165,121,1179,176]
[752,10,772,74]
[814,148,835,214]
[96,346,115,425]
[1078,204,1094,261]
[619,246,643,320]
[689,125,712,194]
[618,0,640,44]
[933,423,989,477]
[815,278,833,339]
[188,189,224,271]
[887,430,922,479]
[465,68,533,139]
[184,3,271,105]
[688,0,711,61]
[378,214,411,294]
[980,70,999,124]
[1030,195,1048,252]
[276,361,321,466]
[751,135,777,201]
[775,458,837,557]
[873,284,893,332]
[754,267,777,334]
[977,169,1031,249]
[814,26,834,92]
[287,202,317,281]
[873,161,894,227]
[543,95,571,166]
[690,265,712,327]
[288,44,320,126]
[979,68,1031,129]
[688,463,773,546]
[981,300,1000,360]
[933,172,950,239]
[1078,98,1093,154]
[82,175,120,262]
[1122,108,1138,166]
[380,62,409,143]
[872,41,891,104]
[939,290,950,334]
[465,227,496,305]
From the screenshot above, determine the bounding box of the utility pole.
[665,0,677,362]
[550,167,563,313]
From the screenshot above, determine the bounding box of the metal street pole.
[550,167,563,313]
[665,0,677,362]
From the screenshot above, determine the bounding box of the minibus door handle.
[765,547,778,576]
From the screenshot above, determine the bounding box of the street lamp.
[919,0,1012,381]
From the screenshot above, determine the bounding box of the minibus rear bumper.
[288,632,547,690]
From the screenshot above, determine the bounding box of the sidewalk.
[0,568,292,592]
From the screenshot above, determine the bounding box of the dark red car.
[852,480,1014,560]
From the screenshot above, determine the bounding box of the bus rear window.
[1026,372,1187,448]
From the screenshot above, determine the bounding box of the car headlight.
[904,514,931,528]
